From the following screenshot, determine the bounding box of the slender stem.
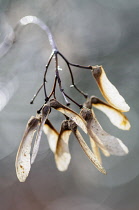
[30,83,44,104]
[62,92,70,106]
[73,85,88,98]
[44,51,55,79]
[55,53,62,90]
[43,52,55,101]
[58,52,74,83]
[1,15,95,111]
[54,53,70,106]
[58,52,92,70]
[0,16,58,58]
[17,16,57,52]
[63,92,83,109]
[37,104,45,114]
[48,76,57,100]
[69,63,92,70]
[30,51,54,104]
[58,51,88,98]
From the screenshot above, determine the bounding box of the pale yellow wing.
[43,119,59,153]
[100,147,110,157]
[90,134,110,159]
[50,99,87,133]
[92,66,130,112]
[68,120,106,174]
[15,116,40,182]
[91,96,131,130]
[31,105,51,164]
[55,120,72,171]
[89,137,102,164]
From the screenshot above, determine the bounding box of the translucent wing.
[89,137,102,164]
[100,147,110,157]
[15,116,40,182]
[43,119,59,153]
[90,137,110,158]
[31,105,51,164]
[81,108,128,156]
[91,96,131,130]
[92,65,130,112]
[80,108,107,151]
[68,120,106,174]
[55,120,72,171]
[50,99,87,133]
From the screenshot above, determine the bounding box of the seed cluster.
[0,15,130,182]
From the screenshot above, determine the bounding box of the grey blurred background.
[0,0,139,209]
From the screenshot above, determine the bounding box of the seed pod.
[80,107,128,156]
[50,99,87,133]
[16,116,40,182]
[92,65,130,112]
[91,96,131,130]
[90,136,110,160]
[31,105,51,164]
[80,108,107,151]
[68,120,106,174]
[89,137,102,164]
[43,119,59,153]
[55,120,72,171]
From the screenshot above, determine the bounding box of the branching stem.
[54,53,70,106]
[58,52,88,98]
[43,51,55,101]
[1,15,95,110]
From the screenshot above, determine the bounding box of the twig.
[58,52,88,98]
[30,83,44,104]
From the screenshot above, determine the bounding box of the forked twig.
[0,16,95,109]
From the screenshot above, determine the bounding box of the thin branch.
[43,52,55,101]
[30,51,54,104]
[1,16,94,110]
[54,53,70,106]
[37,104,45,114]
[58,52,88,98]
[69,63,92,70]
[15,16,58,52]
[0,16,58,58]
[48,76,57,100]
[44,51,55,79]
[63,91,83,109]
[30,83,44,104]
[58,52,92,70]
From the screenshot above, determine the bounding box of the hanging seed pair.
[0,16,130,182]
